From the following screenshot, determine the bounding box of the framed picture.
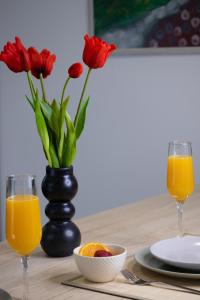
[88,0,200,54]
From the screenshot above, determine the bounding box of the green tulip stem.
[26,72,35,101]
[40,74,47,102]
[61,77,71,104]
[74,68,91,127]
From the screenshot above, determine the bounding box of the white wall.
[1,0,200,239]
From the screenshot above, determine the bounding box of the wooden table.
[1,190,200,299]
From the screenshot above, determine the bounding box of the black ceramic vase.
[41,166,81,257]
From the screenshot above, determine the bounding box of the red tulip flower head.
[82,34,117,69]
[28,47,56,79]
[0,36,31,73]
[68,62,83,78]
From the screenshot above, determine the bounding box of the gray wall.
[1,0,200,240]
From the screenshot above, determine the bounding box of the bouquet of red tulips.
[0,35,116,167]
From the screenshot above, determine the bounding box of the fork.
[121,269,200,295]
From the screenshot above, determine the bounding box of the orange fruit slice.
[79,242,110,257]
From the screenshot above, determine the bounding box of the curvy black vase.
[41,166,81,257]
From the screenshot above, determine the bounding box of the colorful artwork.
[91,0,200,49]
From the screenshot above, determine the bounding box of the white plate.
[135,246,200,279]
[150,236,200,270]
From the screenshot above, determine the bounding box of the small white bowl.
[73,243,127,283]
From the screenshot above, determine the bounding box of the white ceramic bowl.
[73,243,127,282]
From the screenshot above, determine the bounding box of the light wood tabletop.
[1,189,200,299]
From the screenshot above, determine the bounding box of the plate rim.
[150,236,200,266]
[134,246,200,279]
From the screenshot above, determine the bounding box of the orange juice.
[6,195,42,256]
[167,155,194,202]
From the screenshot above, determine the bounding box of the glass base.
[0,289,12,299]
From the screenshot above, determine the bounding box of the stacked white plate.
[150,236,200,270]
[134,236,200,279]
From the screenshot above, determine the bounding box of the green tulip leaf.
[51,99,60,139]
[51,99,59,109]
[35,94,52,166]
[25,95,35,111]
[58,97,70,163]
[63,111,76,167]
[49,141,60,168]
[40,100,60,139]
[40,101,52,120]
[47,129,60,168]
[75,96,90,140]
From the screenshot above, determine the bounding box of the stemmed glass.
[167,141,194,236]
[6,175,42,300]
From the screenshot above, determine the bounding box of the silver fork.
[121,269,200,295]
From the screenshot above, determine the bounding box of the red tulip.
[82,34,117,69]
[0,36,31,73]
[68,62,83,78]
[28,47,56,79]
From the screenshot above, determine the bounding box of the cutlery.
[121,269,200,295]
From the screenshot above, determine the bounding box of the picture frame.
[88,0,200,55]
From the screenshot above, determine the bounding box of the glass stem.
[21,256,29,300]
[176,201,184,237]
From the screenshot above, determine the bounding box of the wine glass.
[6,175,42,300]
[167,141,194,236]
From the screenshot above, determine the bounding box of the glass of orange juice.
[167,141,194,237]
[6,175,42,300]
